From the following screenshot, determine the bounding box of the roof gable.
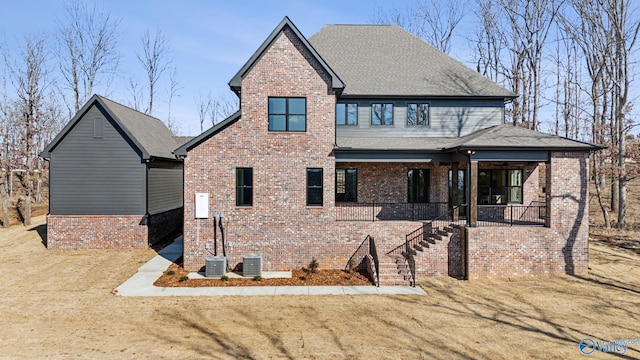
[42,95,178,160]
[228,16,344,94]
[309,25,514,98]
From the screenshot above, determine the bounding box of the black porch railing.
[335,202,449,222]
[477,204,546,227]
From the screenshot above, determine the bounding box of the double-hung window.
[336,103,358,125]
[306,168,323,206]
[268,97,306,131]
[236,168,253,206]
[407,103,429,126]
[336,169,357,202]
[371,103,393,125]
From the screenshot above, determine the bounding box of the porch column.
[469,160,478,227]
[451,162,459,221]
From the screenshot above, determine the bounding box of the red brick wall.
[337,162,450,203]
[47,215,148,249]
[465,153,589,279]
[183,28,338,271]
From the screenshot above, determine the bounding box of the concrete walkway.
[113,237,426,297]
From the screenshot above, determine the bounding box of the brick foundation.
[47,207,183,249]
[47,215,149,249]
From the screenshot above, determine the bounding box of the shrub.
[220,275,229,281]
[253,275,262,281]
[178,275,188,282]
[167,270,175,276]
[308,258,319,273]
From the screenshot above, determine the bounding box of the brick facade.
[47,208,183,250]
[183,28,338,271]
[465,152,589,279]
[181,24,591,279]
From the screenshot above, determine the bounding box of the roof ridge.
[96,95,167,125]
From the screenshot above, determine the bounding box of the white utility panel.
[195,193,209,218]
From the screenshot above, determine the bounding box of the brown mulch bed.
[153,257,373,287]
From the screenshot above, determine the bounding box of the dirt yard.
[0,216,637,359]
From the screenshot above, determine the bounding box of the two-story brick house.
[175,17,600,283]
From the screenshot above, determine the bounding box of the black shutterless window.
[307,168,323,206]
[236,168,253,206]
[268,97,306,131]
[336,169,357,202]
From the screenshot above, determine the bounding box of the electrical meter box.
[195,193,209,219]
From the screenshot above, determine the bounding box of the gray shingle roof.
[446,124,602,151]
[42,95,179,160]
[309,25,514,98]
[336,136,455,151]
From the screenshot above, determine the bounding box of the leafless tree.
[164,68,182,135]
[57,0,120,112]
[209,92,239,126]
[194,92,212,133]
[137,28,171,115]
[373,0,466,54]
[7,35,50,225]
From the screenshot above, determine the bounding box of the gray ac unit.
[243,254,262,277]
[205,256,226,277]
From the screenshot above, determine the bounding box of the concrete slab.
[308,286,345,295]
[275,286,309,295]
[343,286,380,295]
[205,287,245,296]
[240,286,276,296]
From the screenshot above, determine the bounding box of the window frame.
[236,168,253,206]
[306,168,323,206]
[407,168,430,203]
[407,103,430,126]
[335,168,357,203]
[371,103,394,126]
[336,103,358,126]
[478,169,523,204]
[268,97,307,132]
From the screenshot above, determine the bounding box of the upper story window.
[407,103,430,126]
[371,103,393,126]
[336,103,358,126]
[268,97,306,132]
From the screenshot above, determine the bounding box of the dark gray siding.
[336,99,504,138]
[147,161,183,214]
[49,105,146,215]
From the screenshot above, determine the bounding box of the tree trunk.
[593,158,610,228]
[24,169,31,226]
[0,172,9,227]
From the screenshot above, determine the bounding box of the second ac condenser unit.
[243,254,262,277]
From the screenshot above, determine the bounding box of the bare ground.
[0,216,638,359]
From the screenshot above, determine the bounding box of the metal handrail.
[388,204,466,287]
[476,204,546,227]
[335,202,449,222]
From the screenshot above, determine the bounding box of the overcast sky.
[0,0,482,136]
